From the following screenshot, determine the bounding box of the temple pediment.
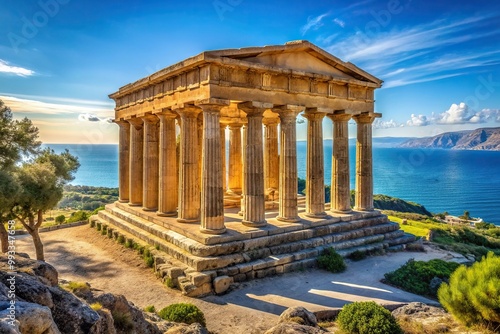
[205,40,382,85]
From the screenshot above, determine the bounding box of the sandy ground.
[14,225,467,333]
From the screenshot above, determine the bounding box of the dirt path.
[14,225,277,334]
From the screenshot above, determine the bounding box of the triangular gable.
[205,40,383,86]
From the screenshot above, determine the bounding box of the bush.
[144,305,156,313]
[55,214,65,224]
[337,301,402,334]
[67,210,89,223]
[158,303,206,327]
[438,252,500,329]
[384,259,460,297]
[317,248,346,273]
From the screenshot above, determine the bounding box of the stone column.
[141,115,159,211]
[328,113,352,213]
[220,124,227,192]
[263,117,279,201]
[157,111,178,216]
[115,120,130,203]
[197,115,203,182]
[303,110,326,217]
[353,113,377,211]
[127,118,143,206]
[197,100,229,234]
[175,106,202,222]
[275,105,302,223]
[227,123,243,195]
[238,102,271,227]
[238,124,247,216]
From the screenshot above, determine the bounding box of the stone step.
[387,233,416,246]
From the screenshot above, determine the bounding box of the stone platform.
[90,199,415,297]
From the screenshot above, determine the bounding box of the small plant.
[125,238,134,248]
[317,247,346,273]
[165,277,176,289]
[158,303,206,327]
[63,281,90,294]
[438,252,500,330]
[96,222,102,231]
[112,310,134,332]
[348,250,367,261]
[55,214,65,224]
[90,302,102,311]
[155,244,160,250]
[144,254,154,268]
[144,305,156,313]
[117,235,125,244]
[101,225,107,235]
[89,220,96,228]
[337,301,403,334]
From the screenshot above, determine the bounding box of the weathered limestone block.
[279,306,318,327]
[213,276,233,294]
[0,301,60,334]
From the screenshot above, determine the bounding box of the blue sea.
[48,143,500,225]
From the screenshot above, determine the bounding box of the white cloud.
[301,12,330,35]
[437,102,473,124]
[373,119,401,129]
[333,18,345,28]
[407,114,430,127]
[0,59,35,77]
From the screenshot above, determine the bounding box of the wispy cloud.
[0,60,35,77]
[301,12,330,35]
[1,95,113,117]
[321,14,500,88]
[333,18,345,28]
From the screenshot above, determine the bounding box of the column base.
[177,217,200,223]
[353,207,374,212]
[331,208,353,214]
[242,220,267,227]
[276,216,301,223]
[128,202,142,207]
[157,211,177,217]
[200,226,226,235]
[304,212,327,219]
[238,211,244,216]
[118,199,129,203]
[142,207,157,212]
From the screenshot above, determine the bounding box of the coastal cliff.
[398,127,500,150]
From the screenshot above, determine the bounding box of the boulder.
[213,276,233,294]
[265,323,326,334]
[279,307,318,327]
[0,272,53,308]
[392,302,446,318]
[165,323,209,334]
[0,301,60,334]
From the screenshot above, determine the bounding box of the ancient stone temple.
[95,41,414,296]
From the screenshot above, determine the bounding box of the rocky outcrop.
[399,127,500,151]
[265,307,327,333]
[0,255,208,334]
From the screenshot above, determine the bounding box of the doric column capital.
[114,119,130,127]
[262,117,280,126]
[328,112,352,123]
[273,105,304,124]
[195,98,230,112]
[353,112,381,124]
[303,111,326,121]
[156,109,177,120]
[228,122,244,130]
[127,117,143,130]
[172,104,202,118]
[141,113,159,124]
[238,101,272,116]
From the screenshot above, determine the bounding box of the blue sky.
[1,0,499,143]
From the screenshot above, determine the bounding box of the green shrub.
[348,250,367,261]
[125,238,134,248]
[337,301,403,334]
[438,252,500,329]
[144,254,154,268]
[317,248,346,273]
[55,214,65,224]
[112,310,134,332]
[117,235,125,244]
[144,305,156,313]
[67,210,89,223]
[158,303,206,327]
[91,206,105,215]
[384,259,460,297]
[165,277,175,289]
[101,225,107,235]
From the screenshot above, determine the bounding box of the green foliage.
[158,303,206,327]
[125,238,134,248]
[348,250,367,261]
[144,305,156,313]
[438,252,500,329]
[63,281,90,295]
[372,194,432,216]
[67,210,89,223]
[475,222,497,230]
[90,302,102,311]
[55,214,65,224]
[317,248,346,273]
[117,235,125,244]
[91,206,105,215]
[165,277,176,289]
[384,259,460,297]
[297,178,306,194]
[112,311,134,332]
[337,301,403,334]
[58,185,118,210]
